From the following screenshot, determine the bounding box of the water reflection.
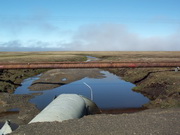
[14,70,149,110]
[86,56,99,62]
[29,69,105,91]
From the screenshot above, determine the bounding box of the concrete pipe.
[80,95,101,115]
[29,94,101,124]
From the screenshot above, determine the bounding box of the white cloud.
[0,12,62,40]
[0,40,67,51]
[69,23,180,51]
[0,23,180,51]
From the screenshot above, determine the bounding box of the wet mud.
[0,69,47,93]
[0,93,40,125]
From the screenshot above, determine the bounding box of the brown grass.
[0,51,180,63]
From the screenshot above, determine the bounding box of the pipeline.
[29,94,101,123]
[0,61,180,69]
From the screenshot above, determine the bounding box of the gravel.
[11,108,180,135]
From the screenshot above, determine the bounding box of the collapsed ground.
[0,51,180,133]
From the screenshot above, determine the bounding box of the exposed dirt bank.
[0,53,88,93]
[0,93,39,125]
[0,69,47,93]
[0,51,180,134]
[106,68,180,108]
[11,108,180,135]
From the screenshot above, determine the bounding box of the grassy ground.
[77,51,180,62]
[0,51,87,63]
[0,52,87,92]
[1,51,180,63]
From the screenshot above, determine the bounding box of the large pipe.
[0,62,180,69]
[29,94,101,124]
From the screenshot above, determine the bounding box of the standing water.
[14,70,149,110]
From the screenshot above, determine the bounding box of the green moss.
[132,86,142,92]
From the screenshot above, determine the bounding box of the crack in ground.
[134,69,173,84]
[0,79,21,86]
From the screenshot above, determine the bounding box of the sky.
[0,0,180,51]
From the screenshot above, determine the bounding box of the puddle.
[14,70,149,111]
[7,108,20,112]
[86,56,99,62]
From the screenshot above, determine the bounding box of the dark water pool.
[14,70,149,110]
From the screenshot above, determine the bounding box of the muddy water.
[14,70,149,110]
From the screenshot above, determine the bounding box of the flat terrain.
[0,51,180,63]
[0,51,86,63]
[0,51,180,134]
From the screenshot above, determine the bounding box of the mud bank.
[0,69,47,93]
[106,68,180,108]
[0,93,39,125]
[29,69,104,91]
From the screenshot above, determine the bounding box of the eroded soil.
[0,51,180,134]
[106,68,180,108]
[0,93,39,125]
[0,69,47,93]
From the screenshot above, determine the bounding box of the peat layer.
[106,68,180,108]
[0,51,180,127]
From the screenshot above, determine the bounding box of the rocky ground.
[11,108,180,135]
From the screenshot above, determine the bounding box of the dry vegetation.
[0,51,180,63]
[0,51,180,133]
[0,51,180,107]
[0,52,87,63]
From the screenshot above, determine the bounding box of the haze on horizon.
[0,0,180,51]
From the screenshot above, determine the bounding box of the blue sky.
[0,0,180,51]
